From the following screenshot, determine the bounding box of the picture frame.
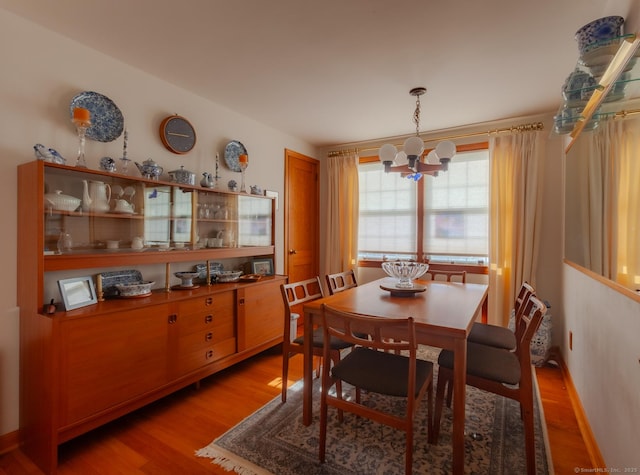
[252,257,274,276]
[58,276,98,311]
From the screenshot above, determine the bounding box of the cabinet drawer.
[176,309,235,337]
[178,291,235,316]
[177,337,237,373]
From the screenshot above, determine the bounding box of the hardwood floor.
[1,346,592,474]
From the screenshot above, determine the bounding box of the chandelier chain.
[413,94,421,136]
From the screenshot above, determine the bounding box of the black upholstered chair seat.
[332,347,433,397]
[293,328,355,351]
[468,322,517,350]
[438,342,521,385]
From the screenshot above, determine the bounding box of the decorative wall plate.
[69,91,124,142]
[224,140,247,172]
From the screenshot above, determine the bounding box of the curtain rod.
[327,121,544,157]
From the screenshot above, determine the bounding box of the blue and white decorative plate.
[224,140,247,172]
[69,91,124,142]
[575,16,624,54]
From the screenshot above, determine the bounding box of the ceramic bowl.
[44,190,81,212]
[215,270,243,283]
[115,281,154,297]
[575,16,624,54]
[174,271,200,286]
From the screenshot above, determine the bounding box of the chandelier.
[378,87,456,181]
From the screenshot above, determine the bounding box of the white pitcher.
[82,180,111,212]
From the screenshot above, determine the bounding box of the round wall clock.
[159,115,196,154]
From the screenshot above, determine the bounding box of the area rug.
[196,346,552,474]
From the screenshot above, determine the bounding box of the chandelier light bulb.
[395,150,408,166]
[378,143,398,163]
[403,136,424,158]
[435,140,457,160]
[426,150,439,164]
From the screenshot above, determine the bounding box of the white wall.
[0,9,317,436]
[563,265,640,467]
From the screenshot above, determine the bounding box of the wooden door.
[284,149,319,283]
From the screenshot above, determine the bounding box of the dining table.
[302,277,488,475]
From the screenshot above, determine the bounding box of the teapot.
[135,158,163,180]
[82,180,111,213]
[168,166,196,185]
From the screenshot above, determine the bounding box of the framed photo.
[252,257,274,276]
[58,276,98,311]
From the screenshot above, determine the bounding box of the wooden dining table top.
[303,277,488,340]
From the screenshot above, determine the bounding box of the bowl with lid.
[44,190,81,212]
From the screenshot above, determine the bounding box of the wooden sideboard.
[17,160,286,473]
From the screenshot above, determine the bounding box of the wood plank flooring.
[1,347,592,474]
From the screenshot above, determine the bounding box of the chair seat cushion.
[438,342,521,385]
[293,328,354,350]
[468,322,516,350]
[332,347,433,397]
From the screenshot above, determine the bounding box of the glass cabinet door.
[238,195,272,247]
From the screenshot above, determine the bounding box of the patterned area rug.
[196,346,552,474]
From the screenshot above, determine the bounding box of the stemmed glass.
[72,107,91,168]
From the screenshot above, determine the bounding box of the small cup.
[208,237,223,248]
[106,240,119,249]
[174,242,185,249]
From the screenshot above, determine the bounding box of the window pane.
[358,162,416,257]
[423,150,488,257]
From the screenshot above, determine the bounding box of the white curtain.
[324,151,360,274]
[488,131,545,326]
[574,116,640,288]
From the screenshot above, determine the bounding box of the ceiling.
[0,0,636,147]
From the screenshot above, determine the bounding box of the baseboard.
[0,429,19,456]
[547,346,605,468]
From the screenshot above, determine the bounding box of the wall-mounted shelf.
[554,33,640,151]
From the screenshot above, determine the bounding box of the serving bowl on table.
[381,261,429,289]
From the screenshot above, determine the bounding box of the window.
[358,144,489,265]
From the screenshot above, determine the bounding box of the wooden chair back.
[320,304,433,475]
[325,269,358,295]
[424,269,467,283]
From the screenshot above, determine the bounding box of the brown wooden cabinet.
[17,160,285,474]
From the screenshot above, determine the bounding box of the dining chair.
[467,281,535,350]
[319,304,434,475]
[280,278,353,403]
[432,294,547,475]
[325,269,358,295]
[424,269,467,283]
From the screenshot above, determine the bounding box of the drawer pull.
[206,350,214,359]
[205,297,213,306]
[205,332,213,341]
[205,314,213,324]
[168,314,178,324]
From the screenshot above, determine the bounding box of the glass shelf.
[554,34,640,143]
